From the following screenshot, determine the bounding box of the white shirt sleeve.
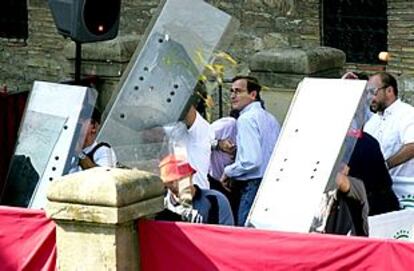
[93,145,117,167]
[186,112,211,189]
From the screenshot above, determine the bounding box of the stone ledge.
[67,60,128,78]
[47,167,164,207]
[46,196,164,224]
[64,34,140,62]
[251,68,343,89]
[249,46,345,74]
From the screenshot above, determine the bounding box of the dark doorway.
[0,0,28,40]
[322,0,387,64]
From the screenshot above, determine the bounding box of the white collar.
[382,99,401,116]
[83,141,98,153]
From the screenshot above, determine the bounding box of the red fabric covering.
[2,207,414,270]
[0,206,56,271]
[0,91,28,192]
[138,219,414,270]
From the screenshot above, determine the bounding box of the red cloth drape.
[0,91,28,192]
[0,206,56,271]
[138,219,414,270]
[2,207,414,270]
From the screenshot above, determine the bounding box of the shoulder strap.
[86,142,111,162]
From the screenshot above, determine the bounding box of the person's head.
[159,155,195,198]
[367,72,398,113]
[230,75,262,111]
[83,107,102,148]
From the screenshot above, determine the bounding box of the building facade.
[0,0,413,102]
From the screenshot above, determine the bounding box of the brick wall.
[387,0,414,76]
[0,0,68,91]
[0,0,320,92]
[208,0,320,62]
[1,0,414,94]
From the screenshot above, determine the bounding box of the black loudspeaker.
[48,0,121,43]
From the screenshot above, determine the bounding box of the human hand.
[221,175,231,192]
[181,208,203,223]
[336,165,351,193]
[341,72,359,80]
[218,139,236,155]
[165,195,202,223]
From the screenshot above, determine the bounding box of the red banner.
[0,207,56,271]
[139,219,414,270]
[2,207,414,270]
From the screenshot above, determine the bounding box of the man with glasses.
[364,72,414,208]
[220,75,280,226]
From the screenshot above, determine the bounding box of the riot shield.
[97,0,239,173]
[246,78,368,233]
[0,81,97,208]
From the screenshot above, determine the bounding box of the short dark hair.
[354,72,369,81]
[194,80,208,117]
[372,72,398,96]
[231,75,262,101]
[91,107,102,124]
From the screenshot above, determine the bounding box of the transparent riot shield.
[0,81,97,208]
[246,78,367,233]
[97,0,239,173]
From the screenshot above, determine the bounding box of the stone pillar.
[249,46,345,123]
[45,167,164,271]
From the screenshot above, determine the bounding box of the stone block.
[55,221,140,271]
[249,46,345,74]
[45,167,165,271]
[261,89,294,124]
[66,60,128,78]
[47,167,163,208]
[251,68,343,89]
[64,34,140,63]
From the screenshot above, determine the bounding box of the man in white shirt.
[182,105,211,190]
[70,108,117,173]
[364,72,414,208]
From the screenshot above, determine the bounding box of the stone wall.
[207,0,320,66]
[0,0,69,91]
[387,0,414,76]
[0,0,319,93]
[1,0,413,111]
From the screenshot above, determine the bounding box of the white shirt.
[69,141,117,173]
[364,99,414,207]
[185,112,211,189]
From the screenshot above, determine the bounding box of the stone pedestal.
[45,167,164,271]
[248,46,346,123]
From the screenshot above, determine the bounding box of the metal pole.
[75,41,82,84]
[218,83,223,118]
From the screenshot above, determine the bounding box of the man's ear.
[386,86,395,96]
[249,90,258,100]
